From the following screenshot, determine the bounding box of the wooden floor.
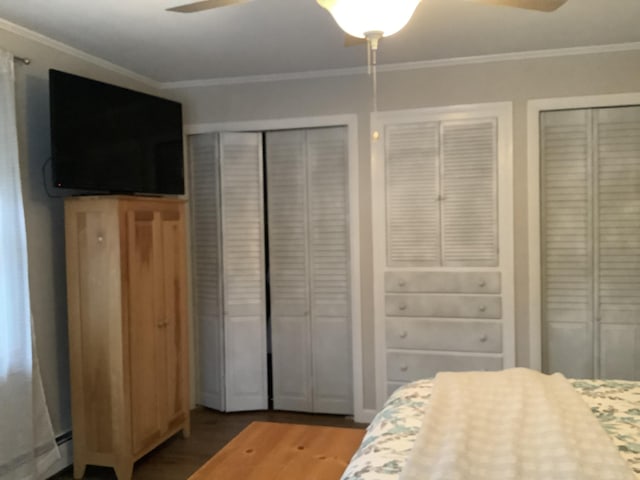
[49,408,366,480]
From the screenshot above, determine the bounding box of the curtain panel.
[0,49,60,480]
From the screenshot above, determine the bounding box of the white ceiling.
[0,0,639,84]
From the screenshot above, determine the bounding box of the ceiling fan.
[167,0,568,15]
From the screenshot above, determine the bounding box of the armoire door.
[126,207,165,455]
[541,106,640,380]
[157,204,189,431]
[266,126,353,415]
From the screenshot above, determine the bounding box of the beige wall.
[168,49,640,411]
[0,25,167,436]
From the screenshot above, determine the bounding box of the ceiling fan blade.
[472,0,568,12]
[167,0,250,13]
[344,34,367,47]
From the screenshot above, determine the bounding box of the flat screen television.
[49,69,184,195]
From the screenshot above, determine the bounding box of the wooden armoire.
[64,196,190,480]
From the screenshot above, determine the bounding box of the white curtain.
[0,50,60,479]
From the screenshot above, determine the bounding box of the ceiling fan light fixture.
[317,0,421,39]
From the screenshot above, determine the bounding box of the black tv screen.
[49,69,184,195]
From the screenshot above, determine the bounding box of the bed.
[341,372,640,479]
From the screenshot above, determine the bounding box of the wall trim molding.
[0,18,160,89]
[43,435,73,478]
[526,92,640,371]
[161,41,640,90]
[3,16,639,92]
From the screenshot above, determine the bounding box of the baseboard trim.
[354,408,377,424]
[43,433,73,478]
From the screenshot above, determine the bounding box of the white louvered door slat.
[307,127,352,414]
[441,120,498,266]
[188,133,224,410]
[219,132,268,411]
[541,109,594,378]
[266,129,312,412]
[385,122,440,266]
[595,106,640,379]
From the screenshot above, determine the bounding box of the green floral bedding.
[341,378,640,479]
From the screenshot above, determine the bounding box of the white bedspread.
[399,368,635,480]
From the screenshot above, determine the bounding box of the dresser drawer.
[385,294,502,319]
[387,352,503,382]
[385,271,500,294]
[386,318,502,353]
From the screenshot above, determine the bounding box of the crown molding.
[161,41,640,90]
[0,18,161,89]
[2,16,638,92]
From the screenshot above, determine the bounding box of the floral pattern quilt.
[341,378,640,480]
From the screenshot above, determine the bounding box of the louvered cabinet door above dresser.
[372,104,515,406]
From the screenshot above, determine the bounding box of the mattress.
[341,378,640,479]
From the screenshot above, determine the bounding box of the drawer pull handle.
[399,330,408,339]
[398,280,406,287]
[400,365,408,372]
[479,305,487,313]
[478,280,486,288]
[398,303,407,311]
[97,235,104,243]
[480,334,489,343]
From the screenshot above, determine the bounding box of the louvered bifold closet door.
[385,122,440,266]
[595,106,640,380]
[219,132,268,411]
[266,130,312,412]
[188,133,224,410]
[441,120,498,266]
[266,126,352,414]
[307,127,352,414]
[541,109,594,378]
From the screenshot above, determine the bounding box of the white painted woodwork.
[385,271,501,294]
[385,294,502,319]
[441,120,498,267]
[188,132,268,412]
[266,129,312,412]
[541,106,640,380]
[372,103,514,406]
[219,132,268,411]
[387,351,503,381]
[385,122,441,266]
[266,127,353,415]
[189,133,224,411]
[385,318,502,353]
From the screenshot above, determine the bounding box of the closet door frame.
[371,102,515,409]
[527,93,640,370]
[184,115,365,420]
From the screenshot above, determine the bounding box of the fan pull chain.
[372,47,378,114]
[366,32,382,140]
